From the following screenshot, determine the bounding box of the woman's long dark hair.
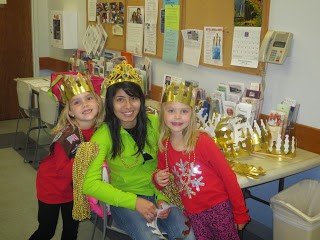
[105,81,148,159]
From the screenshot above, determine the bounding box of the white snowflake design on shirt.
[172,158,205,199]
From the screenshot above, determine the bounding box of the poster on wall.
[234,0,262,27]
[144,0,158,55]
[126,6,144,56]
[204,27,223,66]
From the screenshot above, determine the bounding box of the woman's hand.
[154,168,170,187]
[156,200,171,219]
[135,197,157,222]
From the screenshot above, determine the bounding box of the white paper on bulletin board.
[231,27,261,68]
[88,0,97,22]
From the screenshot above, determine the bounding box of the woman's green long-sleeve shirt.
[83,114,166,210]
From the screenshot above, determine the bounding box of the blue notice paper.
[163,30,179,64]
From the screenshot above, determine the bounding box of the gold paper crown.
[200,114,297,160]
[197,114,300,179]
[104,60,143,89]
[161,81,196,106]
[60,73,94,103]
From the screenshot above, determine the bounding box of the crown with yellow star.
[104,60,143,89]
[59,73,95,103]
[161,80,198,106]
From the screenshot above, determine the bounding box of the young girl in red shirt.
[153,81,250,240]
[29,74,105,240]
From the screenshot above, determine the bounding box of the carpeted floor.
[0,132,51,169]
[0,147,104,240]
[0,132,32,149]
[0,147,39,239]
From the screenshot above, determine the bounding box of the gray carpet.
[0,132,50,168]
[0,132,32,149]
[0,147,39,239]
[0,147,103,240]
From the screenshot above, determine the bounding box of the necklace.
[72,127,97,221]
[165,138,196,193]
[78,127,84,143]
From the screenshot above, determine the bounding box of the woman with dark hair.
[104,81,147,159]
[82,61,195,240]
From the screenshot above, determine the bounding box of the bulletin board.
[87,0,269,75]
[87,0,183,61]
[182,0,270,76]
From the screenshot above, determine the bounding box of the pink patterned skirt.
[188,200,240,240]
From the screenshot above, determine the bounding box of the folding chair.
[14,80,45,162]
[91,164,131,240]
[34,87,60,163]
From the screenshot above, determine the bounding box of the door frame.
[31,0,40,77]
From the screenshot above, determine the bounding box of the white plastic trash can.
[270,179,320,240]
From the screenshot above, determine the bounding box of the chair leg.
[34,117,47,163]
[34,123,41,164]
[102,210,107,240]
[23,116,33,163]
[91,214,98,240]
[13,110,23,150]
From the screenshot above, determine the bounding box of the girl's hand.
[155,168,170,187]
[236,223,246,231]
[135,197,157,222]
[156,200,171,219]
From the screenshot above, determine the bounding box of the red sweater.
[36,127,94,204]
[156,132,250,224]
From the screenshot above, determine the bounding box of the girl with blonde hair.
[29,74,104,240]
[154,81,250,240]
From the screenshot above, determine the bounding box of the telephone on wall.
[259,31,293,64]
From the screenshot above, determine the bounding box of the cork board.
[182,0,270,76]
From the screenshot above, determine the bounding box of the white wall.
[36,0,50,57]
[265,1,320,129]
